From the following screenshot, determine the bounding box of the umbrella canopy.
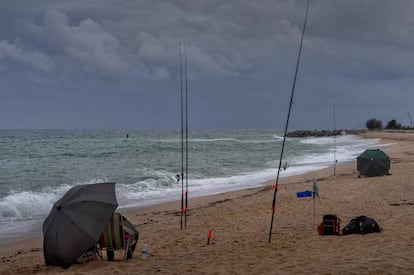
[357,149,390,177]
[43,182,118,268]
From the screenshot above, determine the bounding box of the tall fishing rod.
[333,104,336,176]
[178,43,185,229]
[268,0,311,243]
[184,45,189,227]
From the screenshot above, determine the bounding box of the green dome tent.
[357,149,390,177]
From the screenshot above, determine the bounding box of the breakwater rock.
[287,129,366,138]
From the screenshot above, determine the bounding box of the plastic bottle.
[141,242,148,260]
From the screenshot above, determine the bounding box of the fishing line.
[268,0,311,243]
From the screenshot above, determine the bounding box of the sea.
[0,129,382,244]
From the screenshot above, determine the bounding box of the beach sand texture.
[0,131,413,274]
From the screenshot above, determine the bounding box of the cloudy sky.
[1,0,413,129]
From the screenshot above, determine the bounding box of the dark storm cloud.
[0,0,413,129]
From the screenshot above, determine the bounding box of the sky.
[0,0,413,130]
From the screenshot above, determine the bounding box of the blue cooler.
[296,190,312,198]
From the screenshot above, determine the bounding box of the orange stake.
[207,229,212,245]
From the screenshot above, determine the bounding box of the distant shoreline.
[287,128,414,138]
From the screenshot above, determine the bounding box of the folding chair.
[97,212,139,262]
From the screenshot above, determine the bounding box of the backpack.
[318,214,341,236]
[342,216,381,235]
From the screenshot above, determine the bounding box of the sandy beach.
[1,131,413,275]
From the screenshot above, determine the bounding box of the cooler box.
[296,190,312,198]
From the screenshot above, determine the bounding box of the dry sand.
[1,131,413,274]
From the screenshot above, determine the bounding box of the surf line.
[178,43,189,229]
[268,0,311,243]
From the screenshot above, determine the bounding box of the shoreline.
[0,132,379,246]
[1,131,414,274]
[114,131,389,218]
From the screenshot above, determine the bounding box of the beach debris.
[389,202,414,206]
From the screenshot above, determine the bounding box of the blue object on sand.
[296,190,312,198]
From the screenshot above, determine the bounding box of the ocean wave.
[191,138,237,142]
[151,137,238,143]
[0,179,108,221]
[0,190,56,220]
[273,134,285,140]
[234,139,278,144]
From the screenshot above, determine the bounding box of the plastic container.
[141,242,148,260]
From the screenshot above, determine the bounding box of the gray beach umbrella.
[43,182,118,268]
[357,149,390,177]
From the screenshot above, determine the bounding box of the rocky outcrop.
[286,129,366,138]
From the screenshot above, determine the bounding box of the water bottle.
[141,242,148,260]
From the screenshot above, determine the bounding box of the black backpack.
[342,216,382,235]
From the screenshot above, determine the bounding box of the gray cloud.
[0,40,54,72]
[0,0,413,129]
[40,9,131,75]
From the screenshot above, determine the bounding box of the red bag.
[318,214,341,236]
[317,223,324,235]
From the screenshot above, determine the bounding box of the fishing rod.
[178,43,189,228]
[184,45,189,227]
[178,43,185,229]
[333,104,336,176]
[268,0,311,243]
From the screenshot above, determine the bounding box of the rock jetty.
[286,129,366,138]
